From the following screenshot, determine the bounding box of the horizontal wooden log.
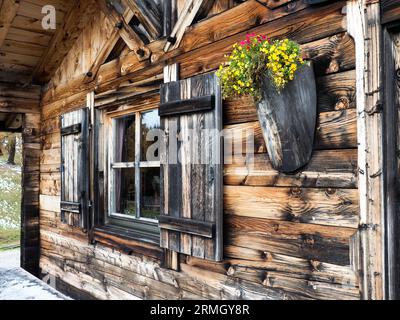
[224,215,356,266]
[40,230,308,299]
[159,216,215,238]
[224,108,357,154]
[224,70,356,125]
[93,227,163,261]
[224,149,358,188]
[159,95,215,117]
[381,0,400,24]
[224,186,359,228]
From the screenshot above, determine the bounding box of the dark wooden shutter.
[159,72,223,261]
[60,108,89,230]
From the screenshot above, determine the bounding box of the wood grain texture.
[160,72,223,261]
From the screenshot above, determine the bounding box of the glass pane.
[114,115,135,163]
[114,168,136,217]
[141,109,160,161]
[140,167,160,220]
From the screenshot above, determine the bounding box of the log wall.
[38,0,362,300]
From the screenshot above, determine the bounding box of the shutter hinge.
[88,124,93,131]
[88,200,93,209]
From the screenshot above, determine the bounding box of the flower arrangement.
[216,33,306,101]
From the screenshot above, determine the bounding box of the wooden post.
[21,113,41,276]
[87,92,95,241]
[162,63,180,271]
[347,0,385,300]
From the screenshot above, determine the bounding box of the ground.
[0,249,70,300]
[0,154,22,250]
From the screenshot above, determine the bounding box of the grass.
[0,152,22,250]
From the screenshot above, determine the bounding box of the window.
[107,109,161,239]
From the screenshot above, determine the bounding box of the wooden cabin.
[1,0,400,300]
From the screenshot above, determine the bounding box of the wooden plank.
[224,108,357,154]
[381,0,400,24]
[383,29,400,300]
[161,64,180,271]
[159,95,215,116]
[96,0,150,61]
[160,72,223,261]
[123,0,162,40]
[0,0,20,48]
[41,0,345,106]
[33,0,98,83]
[158,215,214,238]
[164,0,215,51]
[224,186,359,229]
[224,149,358,188]
[225,215,356,266]
[61,124,82,136]
[347,0,385,300]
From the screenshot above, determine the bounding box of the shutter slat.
[60,108,89,230]
[159,95,215,117]
[160,72,223,261]
[158,216,214,238]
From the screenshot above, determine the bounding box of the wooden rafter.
[122,0,162,41]
[0,0,20,48]
[83,3,136,83]
[164,0,215,52]
[96,0,151,61]
[32,0,99,84]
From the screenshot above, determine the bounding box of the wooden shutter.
[60,108,89,230]
[159,72,223,261]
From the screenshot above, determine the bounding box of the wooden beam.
[0,0,20,48]
[0,82,41,113]
[32,0,99,84]
[122,0,162,40]
[96,0,151,61]
[164,0,215,52]
[347,0,385,300]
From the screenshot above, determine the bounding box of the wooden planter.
[256,64,317,173]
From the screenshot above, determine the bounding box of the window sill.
[92,225,163,261]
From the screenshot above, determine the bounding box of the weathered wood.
[224,185,359,229]
[160,72,223,261]
[21,112,41,276]
[224,149,358,188]
[256,64,317,172]
[164,0,215,52]
[0,0,20,48]
[225,214,356,266]
[159,216,215,238]
[159,95,215,117]
[41,1,346,106]
[347,0,384,300]
[96,0,150,61]
[60,108,89,230]
[224,108,357,154]
[381,0,400,25]
[32,0,98,84]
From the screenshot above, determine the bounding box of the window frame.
[104,107,161,240]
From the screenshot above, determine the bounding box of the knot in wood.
[261,251,271,261]
[115,21,123,30]
[136,48,145,57]
[325,188,336,195]
[396,68,400,81]
[290,187,302,196]
[302,235,315,246]
[309,260,322,272]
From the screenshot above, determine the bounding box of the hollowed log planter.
[256,64,317,173]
